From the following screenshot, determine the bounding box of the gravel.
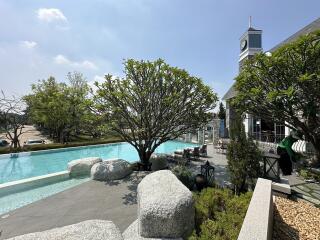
[273,196,320,240]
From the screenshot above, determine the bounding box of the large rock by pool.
[137,170,194,239]
[7,220,123,240]
[91,159,132,181]
[150,155,168,171]
[123,220,182,240]
[68,157,102,177]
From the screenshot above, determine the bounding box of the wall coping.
[238,178,273,240]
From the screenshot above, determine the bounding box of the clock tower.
[239,17,262,70]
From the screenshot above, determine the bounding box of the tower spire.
[249,16,252,28]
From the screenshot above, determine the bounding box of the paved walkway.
[0,172,147,239]
[286,173,320,205]
[188,144,231,187]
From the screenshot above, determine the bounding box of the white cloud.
[93,75,105,83]
[20,41,37,49]
[54,54,98,70]
[37,8,67,22]
[54,54,70,64]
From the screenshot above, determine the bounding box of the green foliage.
[95,59,218,167]
[217,102,226,120]
[172,165,194,190]
[189,187,252,240]
[226,116,262,195]
[24,72,96,143]
[299,168,320,182]
[234,30,320,163]
[0,137,122,154]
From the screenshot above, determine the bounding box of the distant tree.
[0,91,27,148]
[217,102,226,120]
[227,115,262,195]
[24,72,90,143]
[66,72,90,137]
[95,59,218,169]
[234,30,320,164]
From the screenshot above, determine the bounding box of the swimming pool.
[0,141,198,184]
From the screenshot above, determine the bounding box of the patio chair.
[174,149,183,155]
[177,148,191,165]
[199,144,207,157]
[216,140,227,154]
[191,147,200,160]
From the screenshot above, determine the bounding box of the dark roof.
[223,17,320,101]
[222,83,237,100]
[248,27,262,31]
[269,17,320,52]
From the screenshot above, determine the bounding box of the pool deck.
[0,144,229,239]
[0,172,147,239]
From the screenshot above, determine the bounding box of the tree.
[227,115,262,195]
[0,91,27,148]
[24,73,90,143]
[234,30,320,164]
[95,59,218,169]
[217,102,226,120]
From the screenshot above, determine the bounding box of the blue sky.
[0,0,319,99]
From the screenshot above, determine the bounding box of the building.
[223,17,320,143]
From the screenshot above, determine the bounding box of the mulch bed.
[273,196,320,240]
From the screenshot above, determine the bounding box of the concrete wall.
[238,178,273,240]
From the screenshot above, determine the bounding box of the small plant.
[172,165,194,190]
[189,187,252,240]
[298,168,320,182]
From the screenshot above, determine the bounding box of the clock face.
[241,39,247,51]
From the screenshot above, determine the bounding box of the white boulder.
[7,220,123,240]
[137,170,194,239]
[68,157,102,177]
[123,220,182,240]
[150,155,168,171]
[91,159,132,181]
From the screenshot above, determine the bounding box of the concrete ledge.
[0,171,70,197]
[238,178,273,240]
[272,178,291,194]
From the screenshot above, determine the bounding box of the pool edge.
[0,141,128,159]
[0,171,70,197]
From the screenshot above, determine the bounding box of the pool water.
[0,141,197,184]
[0,177,90,215]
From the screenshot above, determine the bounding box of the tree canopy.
[95,59,218,167]
[217,102,226,120]
[234,30,320,163]
[24,72,92,143]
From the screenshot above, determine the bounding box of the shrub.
[189,187,252,240]
[227,115,262,195]
[0,137,122,155]
[172,165,194,190]
[299,168,320,182]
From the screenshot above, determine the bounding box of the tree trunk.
[139,149,152,171]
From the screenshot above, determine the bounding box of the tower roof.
[248,27,261,31]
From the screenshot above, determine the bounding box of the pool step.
[0,171,70,197]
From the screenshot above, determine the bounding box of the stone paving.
[285,173,320,206]
[186,144,231,187]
